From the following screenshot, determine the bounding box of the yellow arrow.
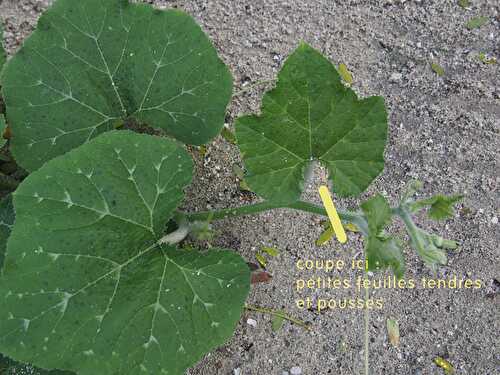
[318,185,347,244]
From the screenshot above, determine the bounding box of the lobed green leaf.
[236,43,387,203]
[0,131,250,375]
[410,194,462,220]
[2,0,232,172]
[316,225,335,246]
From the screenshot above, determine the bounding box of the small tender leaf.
[338,63,353,84]
[458,0,469,8]
[316,221,359,245]
[255,253,267,268]
[386,318,400,347]
[411,194,463,220]
[271,314,285,332]
[431,62,445,76]
[361,195,405,278]
[426,195,462,220]
[261,246,279,257]
[405,224,450,271]
[361,194,392,234]
[466,16,489,29]
[2,0,233,172]
[221,127,237,144]
[316,225,335,246]
[0,195,14,270]
[236,43,387,203]
[0,115,7,148]
[0,131,250,375]
[434,357,455,374]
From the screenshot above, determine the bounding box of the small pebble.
[233,368,241,375]
[491,216,498,224]
[290,366,302,375]
[389,72,403,82]
[246,318,257,327]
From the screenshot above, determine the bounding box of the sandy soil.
[0,0,498,374]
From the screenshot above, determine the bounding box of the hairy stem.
[245,304,310,330]
[182,200,369,235]
[364,270,370,375]
[394,206,422,249]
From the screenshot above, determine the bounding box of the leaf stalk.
[182,200,369,236]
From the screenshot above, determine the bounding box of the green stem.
[245,304,311,331]
[364,270,370,375]
[183,200,369,235]
[288,201,369,235]
[394,206,422,249]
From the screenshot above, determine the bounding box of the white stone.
[233,368,242,375]
[491,216,498,224]
[389,72,403,82]
[246,318,257,327]
[290,367,302,375]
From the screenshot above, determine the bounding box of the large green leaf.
[2,0,232,172]
[0,131,250,375]
[236,43,387,203]
[361,194,405,278]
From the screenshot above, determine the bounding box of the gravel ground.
[0,0,499,374]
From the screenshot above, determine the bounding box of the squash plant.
[0,1,461,374]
